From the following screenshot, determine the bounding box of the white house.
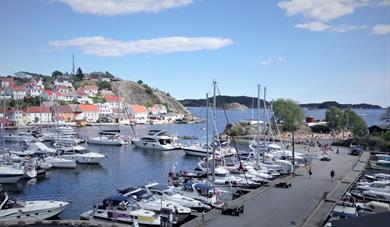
[22,106,53,124]
[128,104,148,124]
[5,86,26,100]
[14,71,32,79]
[77,96,93,104]
[25,81,43,97]
[84,85,98,96]
[97,103,113,115]
[54,78,73,88]
[57,92,75,102]
[150,104,168,115]
[104,95,122,109]
[74,104,99,123]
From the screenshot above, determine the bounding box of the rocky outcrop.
[224,102,248,110]
[111,80,190,115]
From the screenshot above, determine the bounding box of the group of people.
[307,167,335,181]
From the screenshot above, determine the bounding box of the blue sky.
[0,0,389,106]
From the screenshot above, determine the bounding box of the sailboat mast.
[206,93,209,179]
[256,85,261,165]
[212,80,216,182]
[2,90,5,152]
[39,95,42,132]
[263,86,267,163]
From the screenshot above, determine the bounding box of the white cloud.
[331,24,368,33]
[371,24,390,35]
[294,21,330,32]
[56,0,193,15]
[278,0,359,22]
[49,36,233,56]
[258,56,287,65]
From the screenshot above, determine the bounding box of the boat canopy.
[102,195,130,206]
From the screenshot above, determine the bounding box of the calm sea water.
[2,107,386,219]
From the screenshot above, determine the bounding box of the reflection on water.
[2,107,386,219]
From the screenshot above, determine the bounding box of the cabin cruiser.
[119,187,191,222]
[58,145,106,164]
[182,143,235,157]
[370,160,390,170]
[80,195,160,226]
[0,165,24,184]
[132,130,179,151]
[355,201,390,215]
[351,189,390,203]
[212,167,261,189]
[375,154,390,161]
[0,189,69,221]
[355,181,390,193]
[365,173,390,181]
[41,156,77,169]
[145,182,211,211]
[88,131,125,146]
[3,132,38,142]
[174,181,224,208]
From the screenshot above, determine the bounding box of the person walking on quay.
[330,169,335,181]
[308,167,312,179]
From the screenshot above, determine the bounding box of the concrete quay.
[182,147,369,227]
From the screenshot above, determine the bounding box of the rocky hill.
[111,80,190,115]
[224,102,248,110]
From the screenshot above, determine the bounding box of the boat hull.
[0,201,69,222]
[0,174,24,184]
[133,140,176,151]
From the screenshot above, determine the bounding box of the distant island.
[179,96,382,109]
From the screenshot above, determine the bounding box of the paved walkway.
[184,147,366,227]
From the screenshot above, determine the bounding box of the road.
[205,147,359,227]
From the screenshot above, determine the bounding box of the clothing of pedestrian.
[308,167,312,178]
[330,169,335,181]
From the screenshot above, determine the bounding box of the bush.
[310,124,330,133]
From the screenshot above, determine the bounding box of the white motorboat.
[355,201,390,215]
[59,146,106,164]
[351,189,390,203]
[132,130,179,151]
[146,182,211,211]
[0,166,24,184]
[42,157,77,168]
[212,167,261,189]
[80,195,160,226]
[174,181,224,208]
[0,189,69,222]
[182,143,235,157]
[120,187,191,222]
[3,133,37,142]
[28,142,56,155]
[365,173,390,181]
[356,181,390,193]
[375,154,390,161]
[88,132,125,146]
[370,160,390,170]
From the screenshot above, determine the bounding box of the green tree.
[380,107,390,123]
[273,99,305,132]
[137,80,143,85]
[74,67,84,82]
[273,99,305,175]
[52,70,63,77]
[325,106,346,131]
[352,117,368,137]
[96,81,112,90]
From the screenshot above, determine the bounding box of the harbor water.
[1,108,386,220]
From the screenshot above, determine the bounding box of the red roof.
[13,86,25,91]
[131,104,147,113]
[22,106,51,113]
[75,89,86,96]
[79,104,99,112]
[56,85,70,90]
[84,85,98,90]
[45,89,54,95]
[104,95,120,102]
